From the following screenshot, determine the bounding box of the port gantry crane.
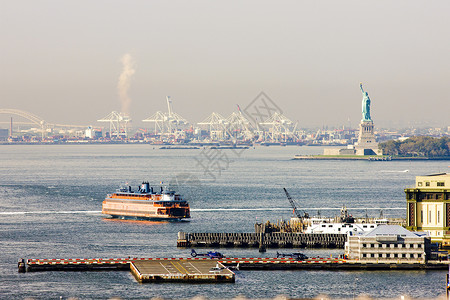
[283,188,309,220]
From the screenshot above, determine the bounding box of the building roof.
[424,173,449,177]
[363,225,428,237]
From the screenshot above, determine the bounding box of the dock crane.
[283,188,309,220]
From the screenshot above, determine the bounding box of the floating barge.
[131,260,234,283]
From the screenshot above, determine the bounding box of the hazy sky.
[1,0,449,129]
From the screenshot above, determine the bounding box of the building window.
[438,182,445,187]
[429,211,432,222]
[418,254,422,258]
[418,182,423,187]
[421,211,423,223]
[402,254,406,258]
[362,254,366,258]
[386,253,390,258]
[371,253,375,258]
[438,211,440,223]
[371,244,375,248]
[394,253,398,258]
[393,244,397,248]
[418,244,422,248]
[362,244,367,248]
[426,182,430,187]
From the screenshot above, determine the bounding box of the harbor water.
[1,144,448,299]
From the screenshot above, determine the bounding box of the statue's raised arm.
[360,83,364,94]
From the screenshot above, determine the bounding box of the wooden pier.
[177,232,347,248]
[18,257,449,276]
[19,257,131,272]
[19,257,235,283]
[220,257,449,270]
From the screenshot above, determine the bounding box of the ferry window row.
[362,243,422,248]
[362,253,422,259]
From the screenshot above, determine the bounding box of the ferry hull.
[102,199,190,221]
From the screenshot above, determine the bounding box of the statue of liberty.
[360,83,371,121]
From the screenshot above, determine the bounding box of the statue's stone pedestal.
[354,121,382,155]
[323,120,382,156]
[356,121,376,147]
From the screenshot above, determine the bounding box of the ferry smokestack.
[141,182,150,193]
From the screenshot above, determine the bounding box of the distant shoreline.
[293,155,450,161]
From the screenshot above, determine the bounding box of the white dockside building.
[345,225,431,263]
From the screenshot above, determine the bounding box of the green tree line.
[379,136,450,157]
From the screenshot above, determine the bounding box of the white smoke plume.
[117,53,136,116]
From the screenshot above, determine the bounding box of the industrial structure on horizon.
[0,90,449,144]
[0,96,305,144]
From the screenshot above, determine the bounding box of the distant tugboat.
[102,182,190,220]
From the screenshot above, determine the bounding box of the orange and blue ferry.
[102,182,190,220]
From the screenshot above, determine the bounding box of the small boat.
[102,182,190,220]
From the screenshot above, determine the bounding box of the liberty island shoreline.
[293,155,450,161]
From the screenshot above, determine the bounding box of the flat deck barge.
[131,260,234,283]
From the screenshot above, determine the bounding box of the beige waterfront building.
[405,173,450,246]
[345,225,430,263]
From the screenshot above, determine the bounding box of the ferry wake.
[102,182,190,220]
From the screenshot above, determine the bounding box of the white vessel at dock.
[304,221,381,234]
[302,207,389,234]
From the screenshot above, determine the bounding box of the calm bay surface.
[0,144,448,299]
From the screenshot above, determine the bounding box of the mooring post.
[447,260,450,300]
[258,232,266,252]
[18,258,25,273]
